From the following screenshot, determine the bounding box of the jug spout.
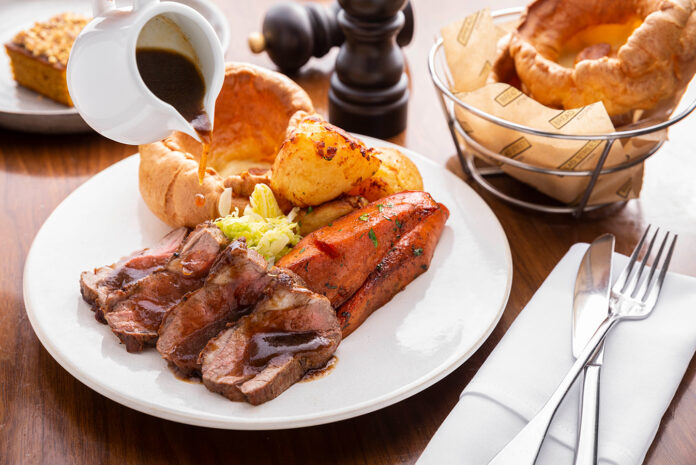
[170,118,205,144]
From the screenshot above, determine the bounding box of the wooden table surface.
[2,0,695,463]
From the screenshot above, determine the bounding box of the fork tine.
[632,230,669,299]
[642,233,677,306]
[614,225,651,293]
[625,227,664,297]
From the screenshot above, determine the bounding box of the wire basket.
[428,7,696,217]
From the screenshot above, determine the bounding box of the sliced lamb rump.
[156,241,273,375]
[80,227,188,322]
[104,223,228,352]
[200,270,340,405]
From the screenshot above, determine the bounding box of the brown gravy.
[168,362,202,384]
[247,331,331,368]
[194,193,206,207]
[300,355,338,382]
[136,48,211,183]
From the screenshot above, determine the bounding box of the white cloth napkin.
[417,243,696,465]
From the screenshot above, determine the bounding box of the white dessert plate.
[23,136,512,429]
[0,0,229,134]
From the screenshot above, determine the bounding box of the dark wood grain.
[1,1,695,464]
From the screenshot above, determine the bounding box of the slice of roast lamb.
[200,270,340,405]
[104,223,229,352]
[156,241,273,375]
[80,227,188,322]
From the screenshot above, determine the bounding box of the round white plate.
[0,0,230,134]
[23,137,512,429]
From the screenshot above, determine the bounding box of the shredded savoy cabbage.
[215,184,301,264]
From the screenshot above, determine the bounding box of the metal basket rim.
[459,150,619,214]
[428,8,696,141]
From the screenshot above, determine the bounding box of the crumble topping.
[10,13,90,67]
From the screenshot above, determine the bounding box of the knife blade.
[572,234,614,465]
[573,235,614,359]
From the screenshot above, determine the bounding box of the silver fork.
[488,226,678,465]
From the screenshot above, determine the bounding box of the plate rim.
[22,136,513,429]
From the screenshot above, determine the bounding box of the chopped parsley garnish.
[328,222,333,226]
[307,206,313,213]
[376,263,383,271]
[395,219,402,229]
[413,247,423,256]
[325,283,338,289]
[359,214,369,221]
[368,228,378,248]
[377,204,384,212]
[386,203,393,208]
[299,248,306,254]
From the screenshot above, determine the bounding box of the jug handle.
[92,0,158,16]
[92,0,113,15]
[134,0,159,10]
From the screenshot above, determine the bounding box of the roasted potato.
[347,147,423,201]
[270,116,381,207]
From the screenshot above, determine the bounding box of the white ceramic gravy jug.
[67,0,224,145]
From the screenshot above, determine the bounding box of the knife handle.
[573,365,601,465]
[486,314,619,465]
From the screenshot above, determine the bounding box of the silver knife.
[572,234,615,465]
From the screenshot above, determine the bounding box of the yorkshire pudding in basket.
[499,0,696,116]
[139,62,314,228]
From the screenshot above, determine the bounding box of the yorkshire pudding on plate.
[501,0,696,116]
[139,62,313,228]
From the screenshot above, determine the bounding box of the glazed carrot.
[337,203,449,337]
[277,191,442,307]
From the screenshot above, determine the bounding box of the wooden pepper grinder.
[248,1,413,75]
[329,0,410,138]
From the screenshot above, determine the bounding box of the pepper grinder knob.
[247,32,266,54]
[328,0,410,138]
[249,1,413,75]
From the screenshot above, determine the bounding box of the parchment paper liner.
[440,9,672,206]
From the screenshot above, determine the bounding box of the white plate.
[23,136,512,429]
[0,0,230,133]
